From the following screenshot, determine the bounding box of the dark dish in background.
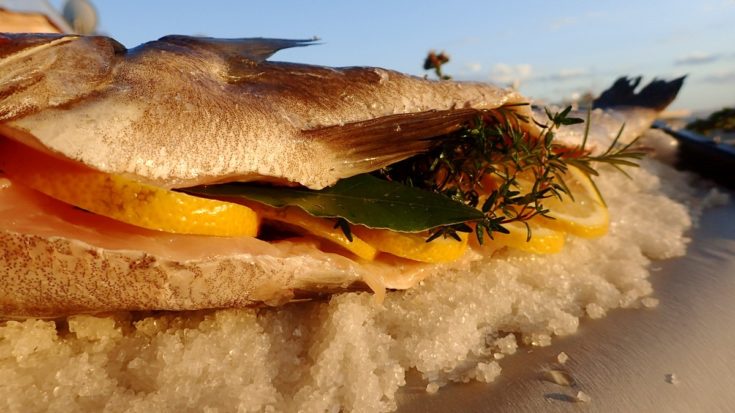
[654,120,735,189]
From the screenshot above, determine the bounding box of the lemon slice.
[352,226,468,263]
[532,166,609,238]
[488,220,565,254]
[254,205,378,260]
[0,138,259,237]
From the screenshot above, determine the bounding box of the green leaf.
[182,174,485,233]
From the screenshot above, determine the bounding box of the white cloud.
[675,52,720,65]
[529,68,591,83]
[489,63,533,86]
[465,62,483,73]
[550,68,589,81]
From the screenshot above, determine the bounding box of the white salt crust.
[0,139,700,412]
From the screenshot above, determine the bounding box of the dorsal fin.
[158,35,319,64]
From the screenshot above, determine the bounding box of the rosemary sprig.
[417,53,646,240]
[376,104,644,244]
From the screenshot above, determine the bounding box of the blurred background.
[1,0,733,118]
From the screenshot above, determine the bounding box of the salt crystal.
[494,334,517,354]
[531,334,551,347]
[586,303,606,319]
[641,297,659,308]
[575,391,592,403]
[474,361,501,383]
[68,315,121,340]
[546,369,574,387]
[425,382,440,394]
[665,373,679,385]
[557,352,569,364]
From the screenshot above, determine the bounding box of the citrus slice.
[0,138,259,237]
[254,205,378,261]
[474,179,565,254]
[530,166,609,238]
[352,226,468,263]
[487,220,565,254]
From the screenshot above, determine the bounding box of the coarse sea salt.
[0,132,701,413]
[557,352,569,364]
[576,390,592,403]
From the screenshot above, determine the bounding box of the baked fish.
[0,33,528,189]
[0,33,682,317]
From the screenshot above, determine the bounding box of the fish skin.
[0,33,525,189]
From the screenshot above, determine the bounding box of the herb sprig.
[374,51,647,243]
[376,105,643,243]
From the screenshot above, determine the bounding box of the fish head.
[0,33,125,122]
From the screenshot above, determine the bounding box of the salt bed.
[0,130,721,413]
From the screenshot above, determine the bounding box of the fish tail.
[593,76,686,111]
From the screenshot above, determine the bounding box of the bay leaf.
[182,174,484,232]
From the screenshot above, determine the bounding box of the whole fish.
[0,33,528,189]
[0,33,682,317]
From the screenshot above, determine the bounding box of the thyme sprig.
[375,104,645,244]
[410,51,645,242]
[563,109,647,180]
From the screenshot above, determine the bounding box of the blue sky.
[52,0,735,112]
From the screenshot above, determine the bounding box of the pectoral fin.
[304,108,483,176]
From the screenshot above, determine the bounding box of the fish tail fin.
[593,76,686,111]
[304,108,483,175]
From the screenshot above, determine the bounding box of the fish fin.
[593,76,686,111]
[304,108,483,174]
[158,35,319,63]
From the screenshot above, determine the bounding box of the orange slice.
[486,220,565,254]
[352,226,468,263]
[0,138,259,237]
